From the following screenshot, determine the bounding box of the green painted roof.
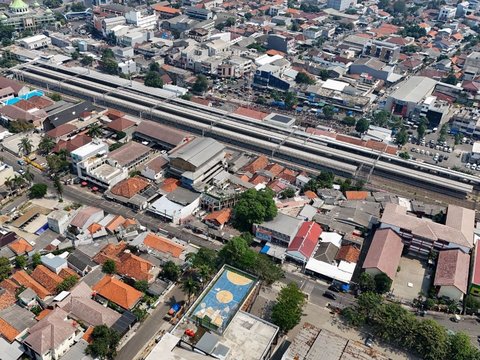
[9,0,28,10]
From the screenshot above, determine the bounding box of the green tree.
[38,136,55,154]
[29,183,48,199]
[19,137,33,156]
[225,17,236,27]
[447,332,480,360]
[399,24,426,38]
[415,319,448,360]
[244,12,252,20]
[358,272,376,292]
[102,259,116,274]
[322,105,334,118]
[372,110,389,127]
[233,188,277,230]
[396,127,408,145]
[284,91,298,110]
[217,236,257,270]
[144,71,164,88]
[48,92,62,101]
[71,51,80,60]
[342,116,356,127]
[271,282,305,333]
[161,260,181,282]
[399,151,410,160]
[192,75,209,94]
[43,0,62,8]
[87,123,103,138]
[133,280,149,292]
[0,257,11,281]
[15,255,27,269]
[295,72,315,84]
[30,305,42,316]
[465,295,480,312]
[32,253,41,268]
[442,73,457,85]
[317,171,335,188]
[149,62,160,72]
[417,120,427,139]
[57,275,78,292]
[319,69,330,81]
[70,2,85,11]
[355,118,370,133]
[280,188,295,199]
[86,325,120,360]
[374,273,392,294]
[102,58,118,75]
[181,273,201,304]
[0,24,14,43]
[438,124,448,143]
[393,0,406,13]
[81,56,94,66]
[102,48,115,60]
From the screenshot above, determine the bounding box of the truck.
[164,301,185,323]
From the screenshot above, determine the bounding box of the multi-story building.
[363,39,400,64]
[185,6,213,20]
[125,10,157,30]
[0,0,55,31]
[438,5,456,21]
[267,34,295,54]
[16,34,51,49]
[254,213,303,246]
[303,26,323,40]
[200,174,254,211]
[326,0,357,11]
[450,107,480,137]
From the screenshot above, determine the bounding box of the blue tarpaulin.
[260,245,270,254]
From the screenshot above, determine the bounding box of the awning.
[81,182,87,186]
[92,187,99,191]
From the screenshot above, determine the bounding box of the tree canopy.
[192,75,208,94]
[233,188,277,230]
[161,260,181,281]
[271,282,305,332]
[86,325,120,360]
[102,259,116,274]
[29,184,48,199]
[0,257,11,281]
[144,71,163,88]
[57,275,78,292]
[295,72,315,85]
[355,118,370,133]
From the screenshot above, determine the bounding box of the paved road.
[116,285,185,360]
[0,150,221,250]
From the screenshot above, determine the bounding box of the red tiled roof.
[14,99,36,111]
[249,174,269,185]
[58,267,79,280]
[82,326,94,343]
[191,97,211,106]
[434,249,469,293]
[363,228,404,280]
[0,279,19,294]
[35,309,52,321]
[105,109,125,120]
[242,155,269,174]
[345,191,369,201]
[93,243,127,265]
[46,124,77,138]
[287,222,322,259]
[161,178,180,193]
[110,177,149,199]
[8,238,33,255]
[152,4,181,13]
[27,96,54,109]
[304,190,318,199]
[143,233,185,258]
[118,253,153,282]
[0,289,15,311]
[336,244,360,263]
[53,134,92,153]
[265,163,284,177]
[31,265,63,293]
[87,223,103,235]
[204,208,232,226]
[93,276,142,309]
[106,215,126,233]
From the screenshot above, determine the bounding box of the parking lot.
[392,257,433,301]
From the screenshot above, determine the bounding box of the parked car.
[365,336,374,348]
[323,291,337,300]
[328,285,340,293]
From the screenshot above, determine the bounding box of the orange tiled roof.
[265,163,284,177]
[0,289,15,311]
[118,253,153,282]
[31,265,63,293]
[123,218,138,227]
[87,223,103,235]
[345,191,369,201]
[106,215,126,233]
[59,267,79,280]
[82,326,94,343]
[161,178,180,193]
[249,174,269,185]
[93,243,127,265]
[35,309,52,321]
[0,318,19,343]
[8,238,33,255]
[12,270,50,299]
[242,155,269,174]
[143,233,185,258]
[0,279,19,294]
[234,107,268,121]
[93,276,142,309]
[110,177,149,199]
[266,49,285,56]
[204,208,232,226]
[336,244,360,263]
[152,4,181,13]
[304,190,318,199]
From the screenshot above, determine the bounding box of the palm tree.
[23,166,34,184]
[38,136,55,154]
[181,274,201,305]
[4,177,14,194]
[18,137,33,156]
[53,174,63,200]
[87,123,103,138]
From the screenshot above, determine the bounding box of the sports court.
[192,267,256,333]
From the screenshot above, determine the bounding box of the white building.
[47,210,70,234]
[327,0,356,11]
[16,34,51,50]
[303,26,322,40]
[438,6,456,21]
[125,10,157,30]
[70,140,108,167]
[118,59,136,74]
[147,187,201,224]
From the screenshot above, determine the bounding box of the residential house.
[67,250,97,276]
[8,238,33,257]
[105,176,151,210]
[434,249,469,300]
[141,155,169,181]
[92,275,143,310]
[286,222,322,263]
[11,271,50,300]
[134,232,186,260]
[23,308,77,360]
[41,253,68,274]
[31,265,64,293]
[363,228,404,280]
[47,210,70,235]
[69,207,105,233]
[254,213,303,246]
[203,208,232,230]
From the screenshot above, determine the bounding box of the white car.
[466,163,471,168]
[18,169,25,175]
[473,164,477,170]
